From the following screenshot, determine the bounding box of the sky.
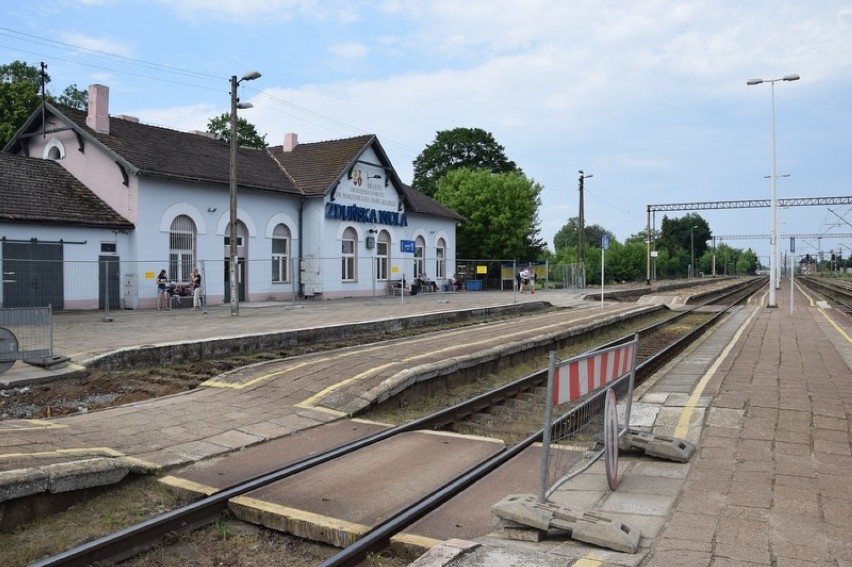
[2,0,851,264]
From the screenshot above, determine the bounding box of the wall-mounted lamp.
[368,228,378,234]
[398,197,404,211]
[207,207,218,213]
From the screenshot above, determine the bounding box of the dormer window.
[43,139,66,160]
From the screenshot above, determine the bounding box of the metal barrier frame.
[538,335,639,501]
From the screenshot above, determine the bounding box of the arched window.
[376,230,390,281]
[436,238,446,279]
[43,139,65,160]
[414,236,426,278]
[272,224,291,283]
[169,215,197,283]
[341,227,357,281]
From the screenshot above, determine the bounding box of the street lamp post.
[577,170,593,268]
[747,73,799,308]
[229,70,261,317]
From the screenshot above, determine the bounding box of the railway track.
[799,276,852,313]
[32,277,766,567]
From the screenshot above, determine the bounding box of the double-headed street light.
[229,70,261,317]
[747,73,799,308]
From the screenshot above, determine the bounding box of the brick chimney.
[86,84,110,134]
[282,132,298,152]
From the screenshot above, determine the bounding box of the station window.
[272,224,291,283]
[376,231,390,281]
[341,227,357,281]
[436,239,446,279]
[169,215,196,284]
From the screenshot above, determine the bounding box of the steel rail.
[34,277,765,566]
[320,277,767,566]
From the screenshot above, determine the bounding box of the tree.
[207,112,268,149]
[435,168,544,260]
[1,61,92,147]
[57,84,88,110]
[553,218,615,252]
[412,127,519,198]
[657,213,712,277]
[0,60,46,146]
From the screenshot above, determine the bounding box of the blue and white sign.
[400,240,416,253]
[601,234,609,250]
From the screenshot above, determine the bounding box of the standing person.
[529,265,537,294]
[191,267,202,311]
[519,267,531,294]
[156,269,170,311]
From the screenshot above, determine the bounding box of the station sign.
[400,240,415,253]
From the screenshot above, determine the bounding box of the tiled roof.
[7,103,463,222]
[401,184,465,221]
[268,136,464,221]
[59,106,298,195]
[268,134,374,196]
[0,153,134,228]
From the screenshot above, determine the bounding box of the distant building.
[2,85,462,309]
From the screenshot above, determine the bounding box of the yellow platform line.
[0,419,67,431]
[230,495,370,545]
[203,308,635,391]
[294,311,616,412]
[817,306,852,343]
[675,305,761,439]
[200,318,517,389]
[0,446,124,461]
[159,475,220,496]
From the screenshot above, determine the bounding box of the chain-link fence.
[1,256,591,313]
[0,306,52,373]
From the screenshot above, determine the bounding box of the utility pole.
[578,170,593,266]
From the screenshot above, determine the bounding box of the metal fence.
[0,306,52,373]
[0,256,591,312]
[539,336,638,501]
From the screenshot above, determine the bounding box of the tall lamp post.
[229,70,261,317]
[577,170,593,268]
[747,73,799,308]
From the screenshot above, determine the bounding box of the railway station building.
[1,84,462,310]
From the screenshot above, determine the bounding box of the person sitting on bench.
[414,273,438,292]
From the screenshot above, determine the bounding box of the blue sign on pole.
[601,235,609,250]
[400,240,416,253]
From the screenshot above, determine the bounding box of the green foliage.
[56,84,88,109]
[1,61,92,147]
[0,60,46,146]
[207,112,268,149]
[435,168,544,260]
[657,213,712,277]
[412,127,519,198]
[554,217,615,251]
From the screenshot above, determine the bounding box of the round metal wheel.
[0,327,18,374]
[604,388,620,490]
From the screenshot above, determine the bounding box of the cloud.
[328,42,369,61]
[60,32,134,58]
[159,0,361,24]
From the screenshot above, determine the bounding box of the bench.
[168,285,194,308]
[387,280,409,296]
